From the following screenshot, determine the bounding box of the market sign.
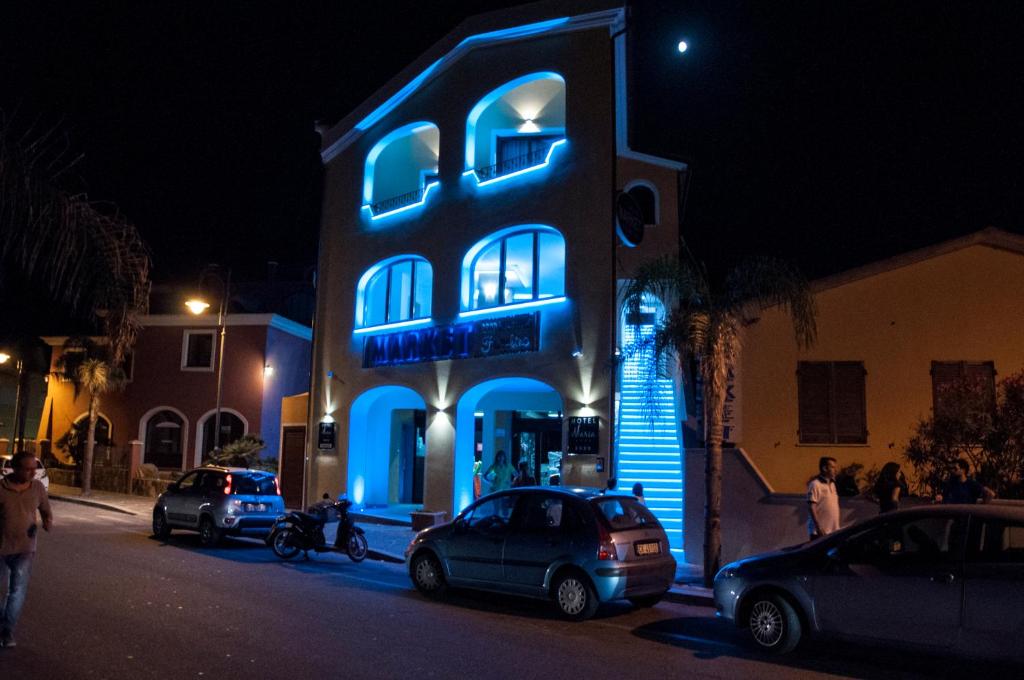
[362,313,539,368]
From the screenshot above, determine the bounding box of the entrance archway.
[454,377,563,513]
[347,386,427,508]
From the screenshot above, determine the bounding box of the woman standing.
[483,450,515,493]
[873,462,907,513]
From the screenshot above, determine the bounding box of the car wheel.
[152,509,171,540]
[270,529,301,560]
[747,593,802,654]
[198,516,223,548]
[346,532,369,563]
[628,593,664,608]
[410,552,447,599]
[552,571,599,621]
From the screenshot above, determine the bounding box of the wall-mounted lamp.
[571,349,584,358]
[677,40,688,54]
[264,364,274,377]
[518,119,541,134]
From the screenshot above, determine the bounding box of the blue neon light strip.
[465,139,567,187]
[458,296,566,319]
[354,18,569,133]
[353,317,433,335]
[361,181,440,220]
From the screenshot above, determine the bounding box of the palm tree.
[0,114,150,363]
[621,252,817,586]
[54,338,126,496]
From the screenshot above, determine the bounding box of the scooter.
[267,494,368,562]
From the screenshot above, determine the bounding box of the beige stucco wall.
[737,243,1024,493]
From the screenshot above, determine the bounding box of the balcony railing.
[474,145,552,183]
[369,186,430,216]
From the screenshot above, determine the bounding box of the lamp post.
[185,265,232,455]
[0,352,26,453]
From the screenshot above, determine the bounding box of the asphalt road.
[1,500,1017,680]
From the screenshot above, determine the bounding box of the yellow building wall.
[738,243,1024,493]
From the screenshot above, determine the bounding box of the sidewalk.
[46,484,712,605]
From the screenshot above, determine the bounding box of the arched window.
[465,73,566,185]
[462,226,565,313]
[356,256,433,330]
[144,410,185,469]
[200,411,246,457]
[362,122,440,219]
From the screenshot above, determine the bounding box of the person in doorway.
[513,461,535,488]
[472,453,483,500]
[632,482,646,505]
[873,462,908,513]
[0,451,54,648]
[483,450,515,493]
[807,456,841,541]
[938,459,995,505]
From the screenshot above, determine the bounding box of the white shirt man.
[807,456,841,539]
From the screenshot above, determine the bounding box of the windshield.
[591,496,661,532]
[231,475,278,496]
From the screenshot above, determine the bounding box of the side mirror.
[454,517,468,533]
[167,482,180,492]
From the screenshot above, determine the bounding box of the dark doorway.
[280,426,306,509]
[511,411,563,486]
[394,409,425,504]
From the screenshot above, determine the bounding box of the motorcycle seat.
[293,511,325,526]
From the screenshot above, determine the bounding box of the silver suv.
[152,466,285,547]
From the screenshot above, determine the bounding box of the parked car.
[405,487,677,620]
[151,466,285,547]
[1,455,49,490]
[714,504,1024,662]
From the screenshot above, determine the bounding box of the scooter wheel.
[271,528,301,560]
[347,532,368,562]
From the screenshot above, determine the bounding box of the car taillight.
[598,521,616,561]
[224,474,232,495]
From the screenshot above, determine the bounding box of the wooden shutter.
[965,361,997,411]
[798,362,832,443]
[832,362,867,443]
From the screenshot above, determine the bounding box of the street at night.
[1,499,1015,680]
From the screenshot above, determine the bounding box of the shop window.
[797,361,867,444]
[463,226,565,313]
[931,361,995,417]
[181,330,215,371]
[356,256,432,330]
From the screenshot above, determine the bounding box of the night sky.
[2,0,1022,318]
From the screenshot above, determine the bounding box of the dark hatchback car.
[714,504,1024,663]
[405,487,676,620]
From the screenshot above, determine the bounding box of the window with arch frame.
[466,228,564,311]
[357,256,432,328]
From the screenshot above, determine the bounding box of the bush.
[904,370,1024,499]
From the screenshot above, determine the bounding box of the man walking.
[807,456,840,541]
[0,451,53,648]
[939,459,995,505]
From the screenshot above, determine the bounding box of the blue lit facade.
[309,1,689,557]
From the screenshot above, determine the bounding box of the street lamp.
[185,265,232,455]
[0,351,26,452]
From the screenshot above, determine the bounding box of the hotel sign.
[363,313,539,368]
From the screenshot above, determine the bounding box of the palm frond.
[722,256,817,348]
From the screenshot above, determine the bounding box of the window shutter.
[964,361,997,411]
[798,362,832,443]
[832,362,867,443]
[932,361,964,417]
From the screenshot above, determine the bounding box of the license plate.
[634,540,661,556]
[245,503,267,512]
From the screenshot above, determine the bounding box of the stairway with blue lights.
[616,316,685,558]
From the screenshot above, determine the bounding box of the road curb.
[368,549,405,564]
[49,494,139,516]
[664,586,714,607]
